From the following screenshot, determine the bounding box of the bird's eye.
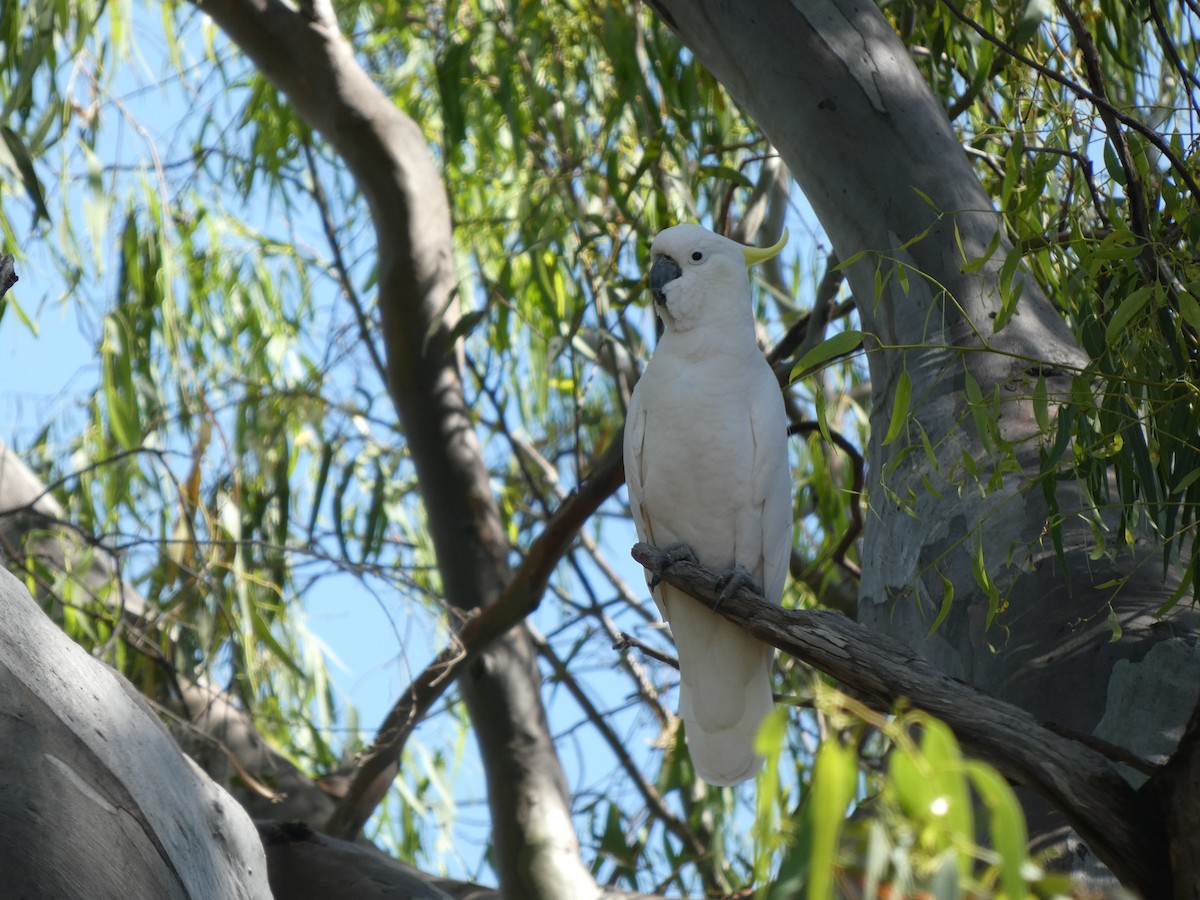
[691,251,704,262]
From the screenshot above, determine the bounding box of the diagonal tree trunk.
[151,1,598,896]
[647,0,1200,884]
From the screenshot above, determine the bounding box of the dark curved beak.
[649,255,682,305]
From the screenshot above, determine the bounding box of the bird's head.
[647,224,787,334]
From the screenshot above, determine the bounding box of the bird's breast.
[635,360,760,565]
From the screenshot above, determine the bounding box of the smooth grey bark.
[648,0,1200,889]
[0,565,272,900]
[1,443,666,899]
[179,2,598,897]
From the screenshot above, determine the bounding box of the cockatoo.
[624,223,792,786]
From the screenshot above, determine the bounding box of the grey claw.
[649,542,697,588]
[715,564,757,609]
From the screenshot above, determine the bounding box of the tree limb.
[630,542,1170,898]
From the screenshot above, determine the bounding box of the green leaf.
[1177,290,1200,333]
[102,315,141,450]
[250,607,304,677]
[1173,465,1200,494]
[830,248,868,273]
[0,285,34,333]
[1010,0,1053,49]
[696,164,754,190]
[436,39,473,151]
[928,570,955,635]
[883,369,911,446]
[0,126,50,222]
[1093,229,1144,260]
[993,247,1024,333]
[963,371,994,451]
[959,229,1001,273]
[966,762,1028,900]
[791,330,863,382]
[1103,139,1126,186]
[1105,284,1156,344]
[971,537,1003,627]
[803,737,857,900]
[813,383,833,447]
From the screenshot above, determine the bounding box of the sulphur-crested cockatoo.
[625,223,792,786]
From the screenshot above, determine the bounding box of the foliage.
[888,0,1200,612]
[0,0,1198,895]
[757,688,1072,900]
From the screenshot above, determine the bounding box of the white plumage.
[624,223,792,786]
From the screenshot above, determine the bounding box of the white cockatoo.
[624,223,792,786]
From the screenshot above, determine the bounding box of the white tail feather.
[665,585,774,785]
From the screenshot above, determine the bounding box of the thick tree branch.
[0,568,272,900]
[630,542,1170,898]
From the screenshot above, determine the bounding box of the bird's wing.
[751,380,793,606]
[623,390,668,620]
[728,371,791,604]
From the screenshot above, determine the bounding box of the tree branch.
[526,625,713,874]
[325,436,626,838]
[630,542,1170,898]
[939,0,1200,203]
[1054,3,1150,247]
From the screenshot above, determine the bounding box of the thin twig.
[1055,3,1151,248]
[300,138,388,384]
[613,631,679,670]
[939,0,1200,203]
[324,435,626,838]
[1145,0,1200,121]
[527,625,712,872]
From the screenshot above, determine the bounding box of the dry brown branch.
[325,437,626,838]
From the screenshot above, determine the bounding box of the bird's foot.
[647,542,698,588]
[715,564,758,609]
